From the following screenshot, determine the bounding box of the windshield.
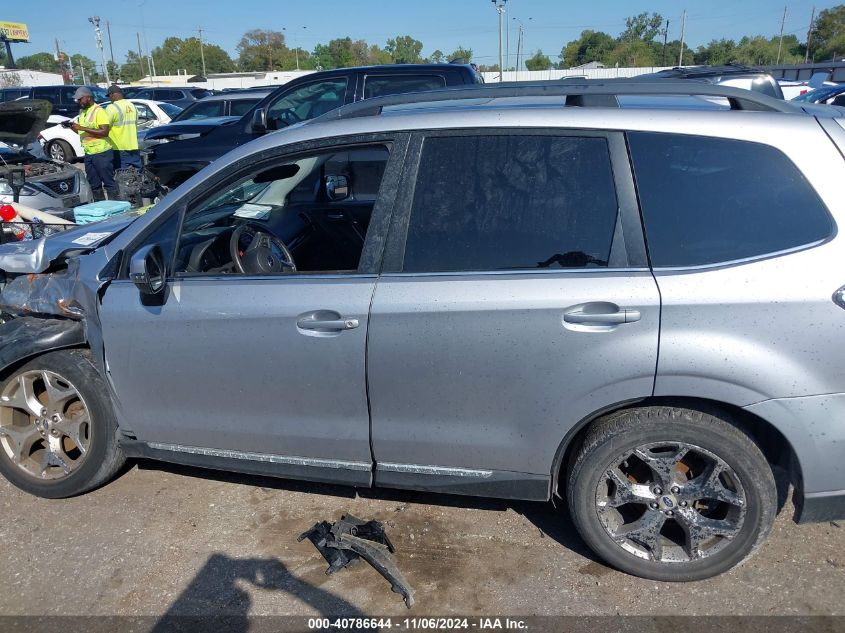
[792,86,844,102]
[159,103,183,118]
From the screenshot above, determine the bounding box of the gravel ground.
[1,461,843,618]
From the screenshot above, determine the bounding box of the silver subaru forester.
[0,80,843,582]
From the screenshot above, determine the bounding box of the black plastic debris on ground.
[299,514,415,608]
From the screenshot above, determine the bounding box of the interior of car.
[174,144,389,276]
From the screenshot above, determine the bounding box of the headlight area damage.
[0,241,119,377]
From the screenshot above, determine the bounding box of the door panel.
[368,272,659,476]
[101,276,375,464]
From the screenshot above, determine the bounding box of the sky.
[4,0,839,70]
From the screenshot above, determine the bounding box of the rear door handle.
[563,304,642,326]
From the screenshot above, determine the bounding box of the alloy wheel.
[595,441,747,563]
[0,370,91,480]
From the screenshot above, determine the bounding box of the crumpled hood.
[0,211,141,274]
[0,99,52,148]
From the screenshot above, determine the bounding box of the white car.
[38,99,182,163]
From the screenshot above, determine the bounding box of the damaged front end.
[0,217,131,375]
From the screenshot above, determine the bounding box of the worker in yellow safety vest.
[69,86,118,201]
[105,85,142,171]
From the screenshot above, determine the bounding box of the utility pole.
[678,10,687,66]
[777,6,788,64]
[137,32,151,84]
[106,21,116,77]
[492,0,507,82]
[805,6,816,63]
[88,16,110,84]
[662,19,669,66]
[198,27,207,76]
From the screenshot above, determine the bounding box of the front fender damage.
[0,317,85,375]
[0,252,117,377]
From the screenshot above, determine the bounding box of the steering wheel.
[272,109,302,129]
[229,223,297,275]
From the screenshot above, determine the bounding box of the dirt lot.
[1,461,844,618]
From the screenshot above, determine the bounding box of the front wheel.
[567,406,777,581]
[47,139,75,163]
[0,349,125,498]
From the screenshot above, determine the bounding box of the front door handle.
[563,303,642,326]
[297,317,359,331]
[296,310,359,334]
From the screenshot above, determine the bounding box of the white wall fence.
[481,67,677,83]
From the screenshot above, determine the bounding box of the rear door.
[367,130,660,498]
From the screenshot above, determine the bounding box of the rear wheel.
[0,350,125,498]
[567,406,777,581]
[47,139,75,163]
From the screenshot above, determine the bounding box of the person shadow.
[150,553,369,633]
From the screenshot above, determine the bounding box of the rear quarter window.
[363,75,446,99]
[628,132,833,267]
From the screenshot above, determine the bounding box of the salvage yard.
[2,462,843,617]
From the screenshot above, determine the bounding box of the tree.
[525,50,552,71]
[16,52,59,73]
[561,30,615,68]
[449,46,473,63]
[70,54,99,84]
[152,36,234,75]
[607,40,656,67]
[385,35,423,64]
[694,39,737,65]
[313,38,356,69]
[105,60,120,82]
[620,12,664,43]
[810,5,845,61]
[237,29,287,71]
[428,49,445,64]
[120,51,146,82]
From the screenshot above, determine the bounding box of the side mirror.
[251,107,267,134]
[325,175,349,202]
[130,244,167,304]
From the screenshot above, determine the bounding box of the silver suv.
[0,81,843,582]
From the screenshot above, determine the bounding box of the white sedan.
[38,99,182,163]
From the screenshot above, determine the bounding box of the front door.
[100,138,402,483]
[368,131,660,498]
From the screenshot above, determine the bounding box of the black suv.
[126,86,215,109]
[0,85,107,117]
[145,63,482,187]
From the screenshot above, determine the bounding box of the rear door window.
[628,132,833,267]
[229,98,260,116]
[177,100,224,120]
[154,89,185,101]
[363,75,446,99]
[59,87,78,104]
[402,134,619,272]
[32,87,60,104]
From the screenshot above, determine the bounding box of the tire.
[566,406,776,581]
[0,349,125,498]
[47,139,75,163]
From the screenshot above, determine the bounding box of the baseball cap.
[73,86,93,100]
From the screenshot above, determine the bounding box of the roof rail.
[314,79,797,123]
